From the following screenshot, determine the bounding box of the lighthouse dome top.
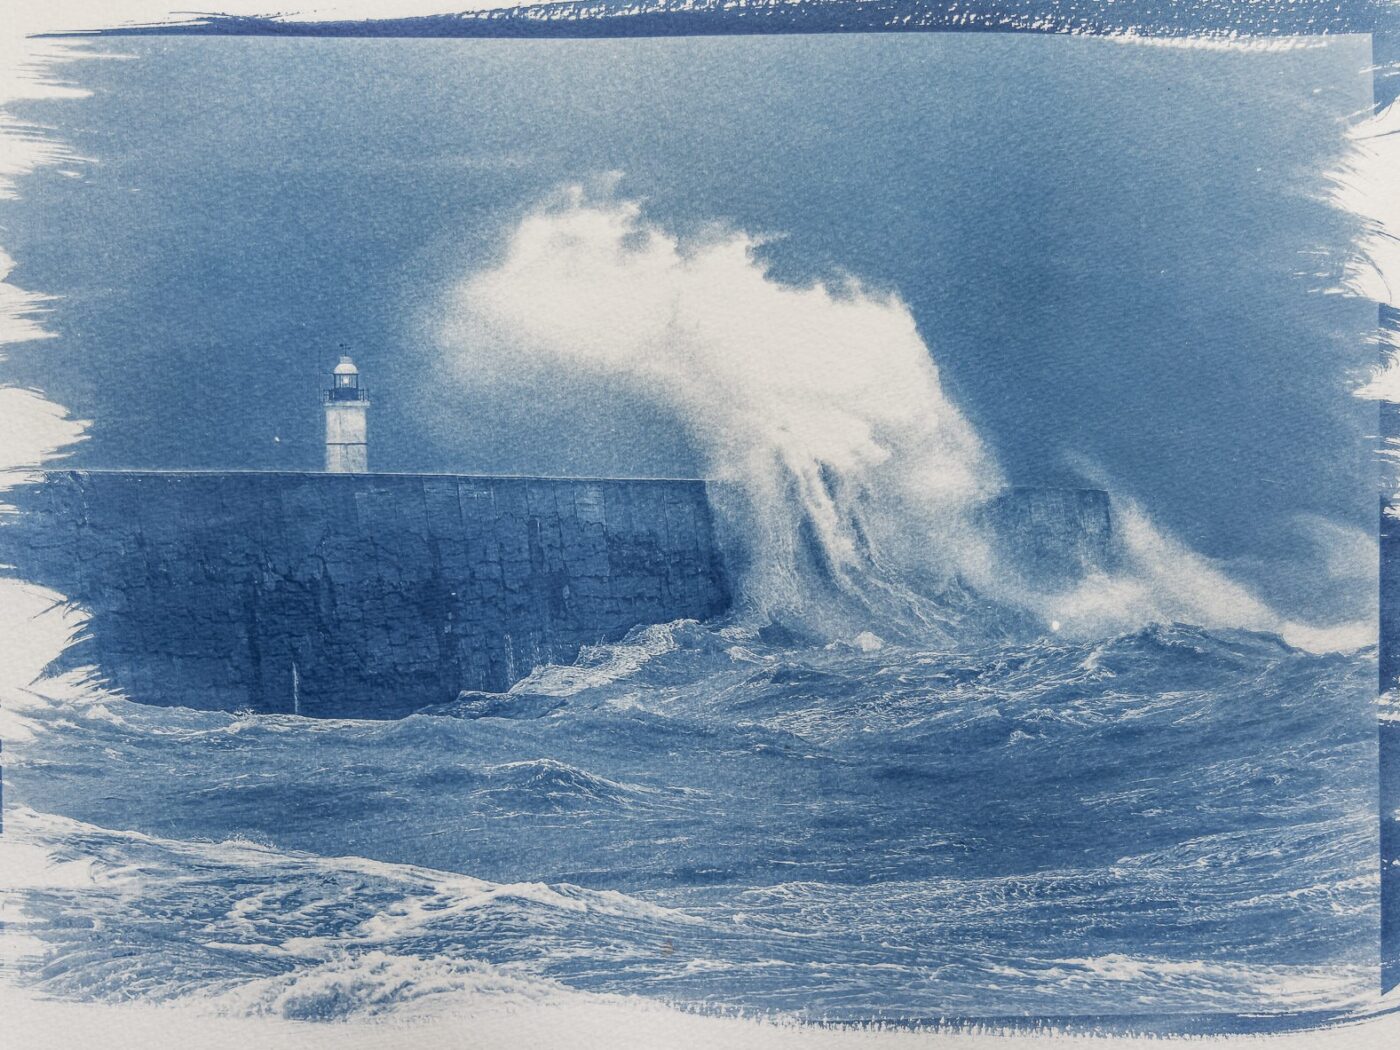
[333,356,359,376]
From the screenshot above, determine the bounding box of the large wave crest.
[439,184,1368,653]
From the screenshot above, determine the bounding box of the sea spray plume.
[438,187,1369,653]
[439,186,1006,641]
[1010,491,1374,653]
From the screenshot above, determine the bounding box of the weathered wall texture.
[0,473,1117,719]
[0,471,730,719]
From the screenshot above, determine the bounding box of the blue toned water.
[3,615,1377,1022]
[0,28,1383,1028]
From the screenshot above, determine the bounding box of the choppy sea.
[0,611,1378,1026]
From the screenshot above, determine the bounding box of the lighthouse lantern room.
[325,356,369,473]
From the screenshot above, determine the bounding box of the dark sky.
[0,32,1378,617]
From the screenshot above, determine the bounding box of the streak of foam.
[0,805,708,1018]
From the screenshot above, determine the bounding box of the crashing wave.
[438,188,1372,655]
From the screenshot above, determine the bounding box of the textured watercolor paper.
[2,2,1399,1046]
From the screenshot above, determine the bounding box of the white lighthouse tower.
[324,356,369,473]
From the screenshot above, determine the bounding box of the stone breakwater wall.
[0,471,731,719]
[0,472,1116,719]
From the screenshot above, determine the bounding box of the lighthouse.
[324,356,369,473]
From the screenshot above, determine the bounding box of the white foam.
[1020,498,1374,652]
[508,620,686,697]
[441,190,1374,653]
[439,186,1004,637]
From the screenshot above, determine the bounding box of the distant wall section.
[979,487,1118,587]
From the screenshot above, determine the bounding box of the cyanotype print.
[1,2,1398,1044]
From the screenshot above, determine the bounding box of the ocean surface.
[1,608,1379,1024]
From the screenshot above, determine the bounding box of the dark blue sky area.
[0,33,1377,615]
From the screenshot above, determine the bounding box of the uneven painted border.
[12,0,1400,1034]
[32,1,1400,42]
